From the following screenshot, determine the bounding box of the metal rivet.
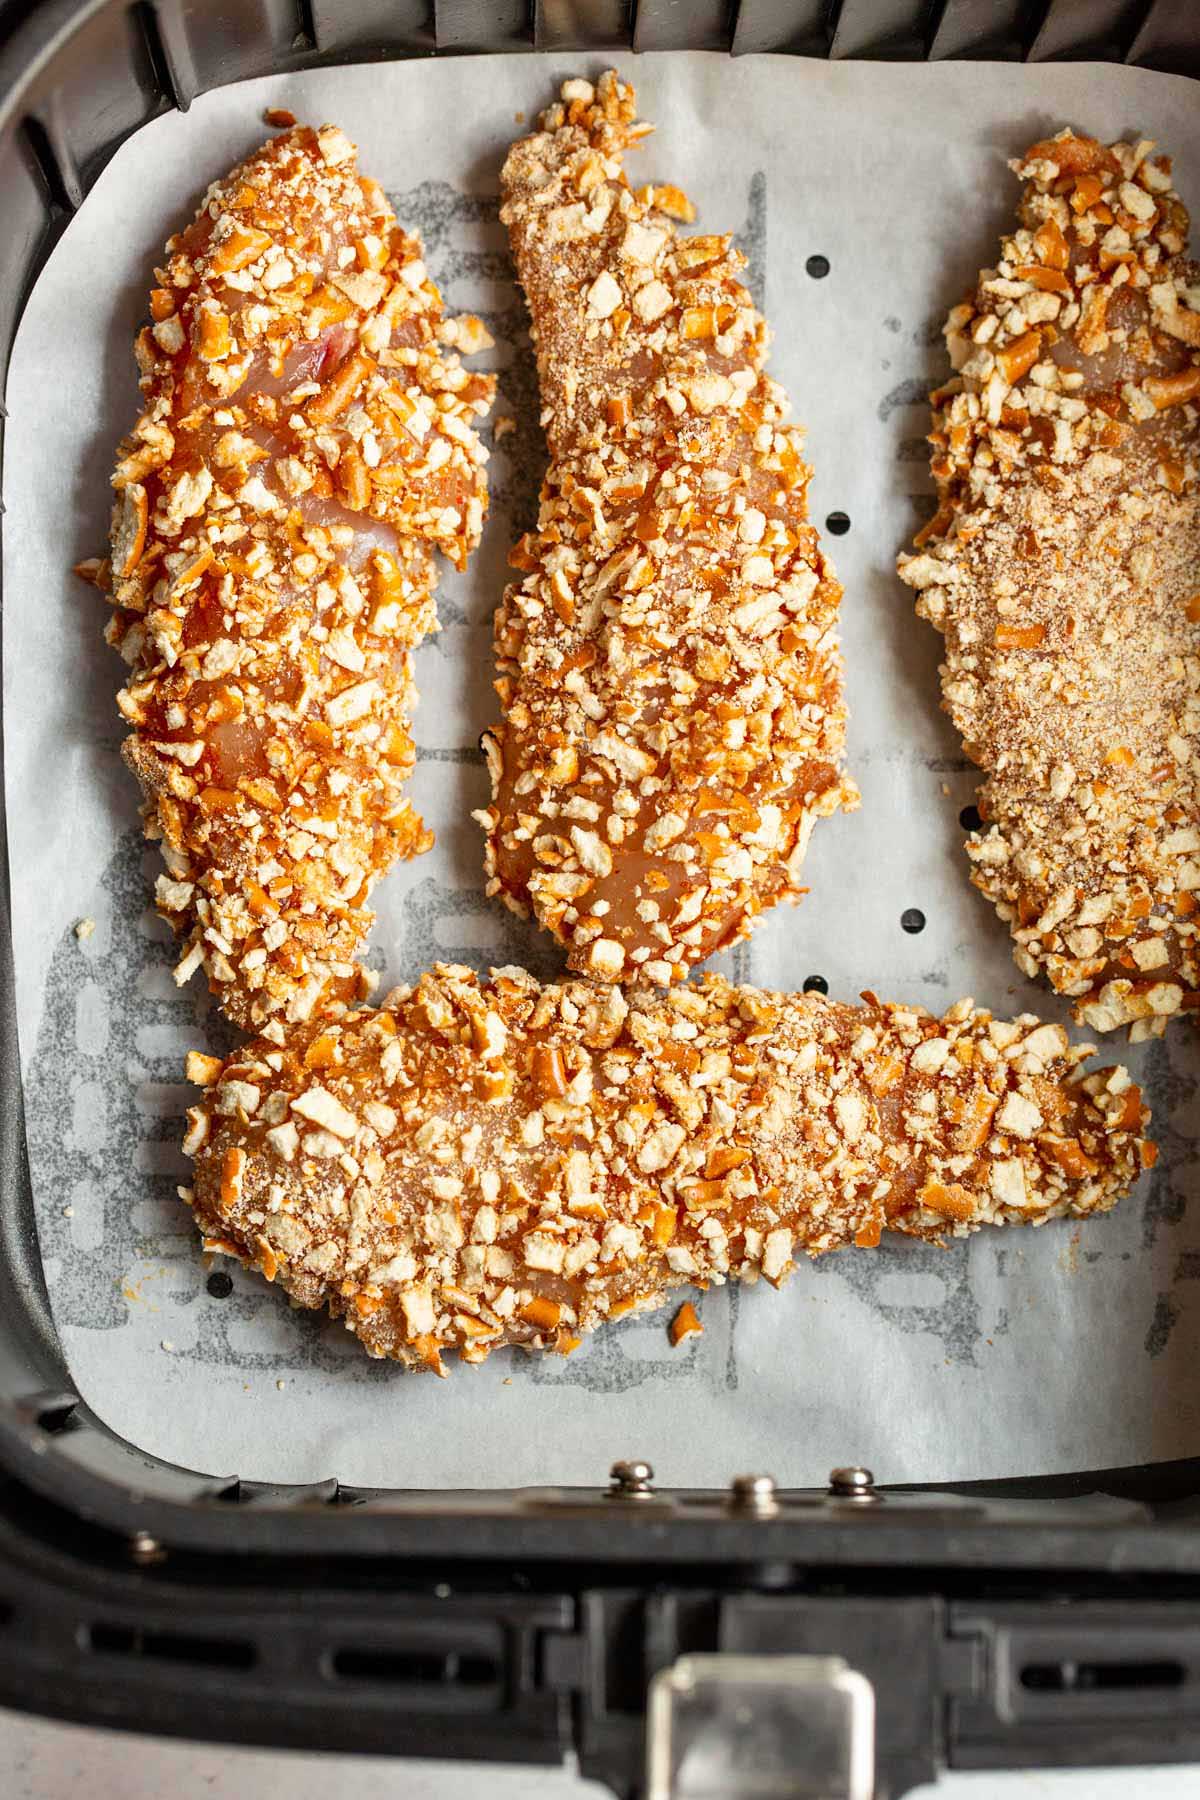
[130,1531,165,1564]
[828,1466,877,1502]
[728,1473,778,1516]
[609,1458,655,1498]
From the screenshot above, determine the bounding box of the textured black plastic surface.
[1,1,1200,1792]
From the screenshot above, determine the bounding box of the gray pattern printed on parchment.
[28,172,1194,1402]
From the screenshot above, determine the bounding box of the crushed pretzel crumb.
[669,1300,703,1345]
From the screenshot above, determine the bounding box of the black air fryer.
[0,5,1199,1798]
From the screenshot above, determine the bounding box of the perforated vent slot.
[35,1399,77,1434]
[1021,1659,1186,1693]
[330,1645,500,1687]
[19,117,76,214]
[86,1622,255,1670]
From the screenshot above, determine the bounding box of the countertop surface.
[2,1707,1197,1800]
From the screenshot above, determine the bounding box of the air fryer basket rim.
[0,0,1197,1544]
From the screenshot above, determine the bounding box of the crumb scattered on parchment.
[264,107,296,127]
[62,1206,73,1218]
[74,917,95,940]
[670,1301,703,1346]
[160,1339,174,1352]
[1060,1226,1082,1277]
[119,1266,168,1310]
[276,1379,286,1391]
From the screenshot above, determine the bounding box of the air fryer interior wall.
[5,50,1199,1491]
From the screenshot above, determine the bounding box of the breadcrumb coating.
[103,124,494,1033]
[184,964,1152,1371]
[899,129,1200,1039]
[479,73,857,989]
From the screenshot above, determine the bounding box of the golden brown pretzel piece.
[899,130,1200,1040]
[184,964,1152,1371]
[103,125,494,1034]
[478,72,857,988]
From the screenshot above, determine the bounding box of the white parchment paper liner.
[6,53,1199,1487]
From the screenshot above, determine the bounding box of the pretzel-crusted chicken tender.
[184,964,1151,1370]
[899,130,1200,1039]
[478,74,857,989]
[106,125,494,1033]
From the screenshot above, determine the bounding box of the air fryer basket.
[2,4,1200,1797]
